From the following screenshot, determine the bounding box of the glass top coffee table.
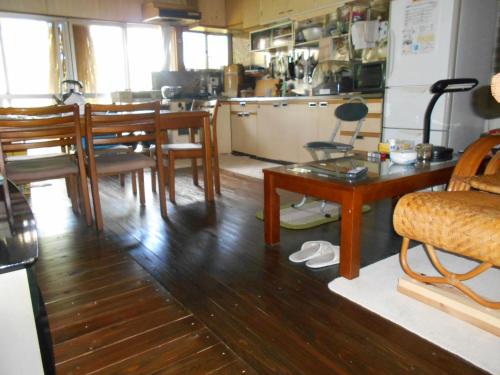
[263,154,456,280]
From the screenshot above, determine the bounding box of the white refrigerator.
[383,0,497,152]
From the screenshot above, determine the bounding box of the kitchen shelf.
[250,22,293,52]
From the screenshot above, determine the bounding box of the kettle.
[53,80,85,104]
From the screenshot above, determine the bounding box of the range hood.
[142,1,201,25]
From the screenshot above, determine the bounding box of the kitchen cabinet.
[216,102,232,154]
[257,102,296,161]
[259,0,288,25]
[231,103,258,155]
[228,98,383,162]
[243,0,261,29]
[225,0,243,29]
[197,0,226,27]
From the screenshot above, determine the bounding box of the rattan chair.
[84,102,166,231]
[393,135,500,309]
[0,104,92,225]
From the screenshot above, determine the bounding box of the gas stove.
[161,94,214,112]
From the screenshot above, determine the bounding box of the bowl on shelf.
[390,150,418,165]
[302,26,323,41]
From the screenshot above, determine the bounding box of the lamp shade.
[491,73,500,103]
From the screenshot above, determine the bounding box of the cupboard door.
[198,0,226,27]
[259,0,288,25]
[226,0,243,28]
[231,104,258,155]
[257,103,300,163]
[216,103,232,154]
[287,102,320,163]
[243,0,261,29]
[317,101,340,143]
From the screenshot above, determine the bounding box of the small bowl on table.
[390,150,417,165]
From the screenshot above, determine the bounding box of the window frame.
[0,12,69,104]
[69,19,165,96]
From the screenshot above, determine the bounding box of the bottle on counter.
[281,81,288,97]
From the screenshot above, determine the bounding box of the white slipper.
[289,241,334,263]
[305,245,340,268]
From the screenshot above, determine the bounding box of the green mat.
[256,200,371,230]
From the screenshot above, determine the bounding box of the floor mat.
[256,200,370,230]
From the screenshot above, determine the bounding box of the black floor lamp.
[422,78,478,161]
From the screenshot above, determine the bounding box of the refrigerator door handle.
[387,29,396,81]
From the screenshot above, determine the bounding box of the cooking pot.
[161,85,183,99]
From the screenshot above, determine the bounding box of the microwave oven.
[353,62,385,93]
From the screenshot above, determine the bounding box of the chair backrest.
[0,104,83,154]
[189,99,219,143]
[329,97,369,146]
[448,135,500,191]
[84,101,161,160]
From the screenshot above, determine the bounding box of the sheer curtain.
[72,24,96,93]
[48,23,62,95]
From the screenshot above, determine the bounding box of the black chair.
[305,96,368,161]
[294,97,368,211]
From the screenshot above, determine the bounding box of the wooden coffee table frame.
[263,160,455,279]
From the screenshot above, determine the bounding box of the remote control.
[346,166,368,179]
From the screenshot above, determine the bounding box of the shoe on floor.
[289,241,335,263]
[305,245,340,268]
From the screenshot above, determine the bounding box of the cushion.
[393,191,500,266]
[94,153,155,175]
[6,155,78,182]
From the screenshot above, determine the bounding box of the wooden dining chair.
[84,101,167,231]
[150,99,221,203]
[0,104,92,225]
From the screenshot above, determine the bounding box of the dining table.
[156,110,214,218]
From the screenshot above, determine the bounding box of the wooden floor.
[31,168,486,375]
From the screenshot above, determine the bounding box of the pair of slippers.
[288,241,340,268]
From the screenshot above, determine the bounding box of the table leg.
[202,117,214,202]
[339,193,363,279]
[264,173,280,245]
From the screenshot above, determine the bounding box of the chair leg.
[151,167,157,193]
[400,238,500,309]
[89,174,103,231]
[138,169,146,206]
[119,174,125,187]
[65,177,71,198]
[292,195,307,208]
[191,158,199,186]
[68,175,79,215]
[77,174,92,226]
[213,152,221,195]
[131,172,137,195]
[168,152,176,203]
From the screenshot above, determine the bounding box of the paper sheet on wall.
[401,0,437,55]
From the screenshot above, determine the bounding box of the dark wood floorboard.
[30,168,486,375]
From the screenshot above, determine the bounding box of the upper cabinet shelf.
[250,22,294,52]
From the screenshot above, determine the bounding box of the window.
[89,24,127,93]
[126,25,166,91]
[183,31,229,70]
[74,22,165,95]
[0,16,64,106]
